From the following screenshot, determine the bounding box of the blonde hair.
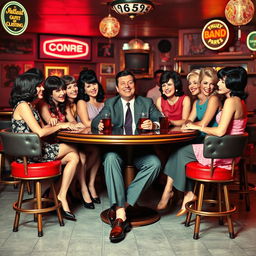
[199,67,218,85]
[186,69,200,81]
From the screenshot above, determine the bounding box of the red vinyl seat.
[0,131,64,237]
[12,160,61,179]
[186,161,233,181]
[184,134,248,240]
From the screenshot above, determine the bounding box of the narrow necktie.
[124,102,132,135]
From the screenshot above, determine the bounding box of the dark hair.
[77,69,104,102]
[154,69,164,78]
[62,75,76,86]
[217,66,248,99]
[116,70,136,87]
[159,70,184,99]
[9,73,41,107]
[24,68,44,84]
[43,76,66,116]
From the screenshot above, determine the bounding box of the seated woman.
[76,69,105,127]
[157,67,222,210]
[76,69,105,204]
[164,66,248,216]
[155,70,190,210]
[61,75,80,122]
[156,70,191,126]
[186,67,222,141]
[9,72,80,221]
[38,76,96,209]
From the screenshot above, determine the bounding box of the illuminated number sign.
[202,19,230,50]
[39,35,91,60]
[247,31,256,51]
[111,2,153,17]
[1,1,28,36]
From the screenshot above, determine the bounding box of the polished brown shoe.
[107,207,116,226]
[109,218,131,243]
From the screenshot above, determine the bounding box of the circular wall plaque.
[1,1,28,36]
[202,19,230,51]
[247,31,256,51]
[158,40,172,53]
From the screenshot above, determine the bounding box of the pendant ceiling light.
[225,0,255,40]
[111,0,154,19]
[99,14,120,38]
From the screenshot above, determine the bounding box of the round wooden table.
[57,127,198,227]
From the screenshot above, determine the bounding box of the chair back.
[203,134,248,159]
[0,120,12,131]
[0,131,42,157]
[203,133,248,176]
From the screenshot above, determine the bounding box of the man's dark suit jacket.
[91,95,162,130]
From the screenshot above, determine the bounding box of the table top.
[57,127,198,145]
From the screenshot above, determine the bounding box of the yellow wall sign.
[202,19,230,51]
[1,1,28,36]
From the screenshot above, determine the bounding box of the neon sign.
[39,35,91,60]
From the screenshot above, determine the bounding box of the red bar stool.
[0,131,64,237]
[184,134,248,239]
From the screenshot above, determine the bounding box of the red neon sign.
[39,35,91,60]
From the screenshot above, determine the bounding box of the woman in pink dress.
[163,66,248,216]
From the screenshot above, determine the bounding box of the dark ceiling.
[0,0,255,38]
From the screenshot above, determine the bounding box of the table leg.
[100,145,160,227]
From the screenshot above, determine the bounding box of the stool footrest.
[185,201,236,217]
[13,198,61,214]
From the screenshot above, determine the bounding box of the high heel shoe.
[61,209,76,221]
[156,191,174,211]
[80,192,95,209]
[91,197,101,204]
[176,195,197,217]
[58,197,76,221]
[88,190,101,204]
[83,200,95,209]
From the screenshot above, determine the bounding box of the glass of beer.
[159,116,169,130]
[139,112,148,129]
[102,112,112,132]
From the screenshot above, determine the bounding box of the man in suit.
[92,70,162,243]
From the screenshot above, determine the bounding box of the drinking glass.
[102,112,112,132]
[159,116,169,130]
[139,112,148,129]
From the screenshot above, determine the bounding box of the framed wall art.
[178,29,212,56]
[0,61,34,88]
[99,63,115,75]
[97,43,114,58]
[44,64,69,78]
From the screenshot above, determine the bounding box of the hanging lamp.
[99,14,120,38]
